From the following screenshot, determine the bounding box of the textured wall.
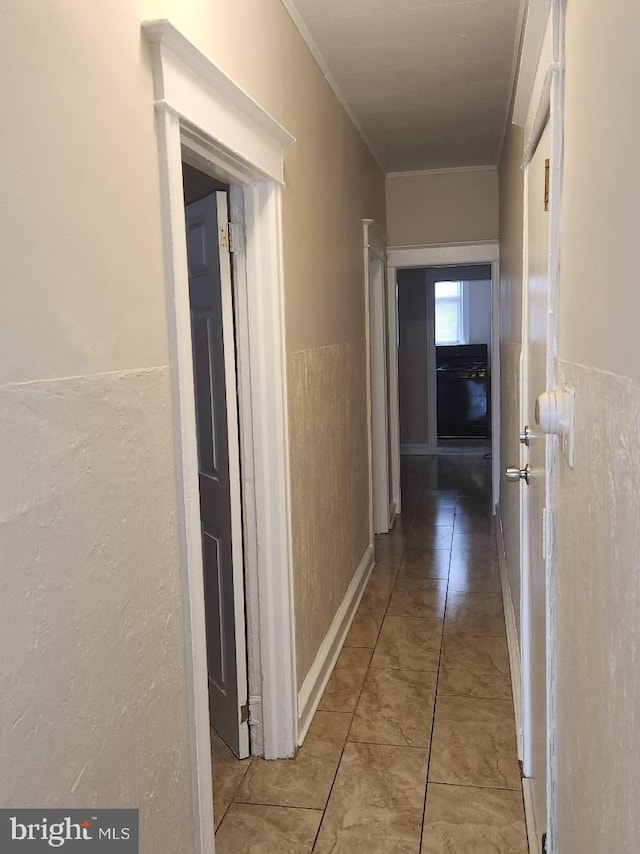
[553,1,640,848]
[288,342,370,684]
[497,121,525,640]
[0,369,194,851]
[386,168,499,247]
[555,362,640,852]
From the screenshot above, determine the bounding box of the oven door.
[436,370,488,438]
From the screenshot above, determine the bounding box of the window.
[435,281,464,345]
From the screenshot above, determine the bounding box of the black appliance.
[436,344,489,438]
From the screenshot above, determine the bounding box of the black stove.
[436,344,489,438]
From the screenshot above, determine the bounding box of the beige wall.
[497,121,525,641]
[386,168,499,247]
[498,1,640,849]
[555,0,640,849]
[0,0,384,848]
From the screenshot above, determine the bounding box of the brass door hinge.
[240,702,250,724]
[544,158,550,211]
[219,223,229,251]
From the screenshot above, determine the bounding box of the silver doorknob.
[505,465,530,484]
[519,426,531,446]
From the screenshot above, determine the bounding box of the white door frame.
[143,20,297,853]
[387,242,501,508]
[363,219,395,534]
[514,0,565,849]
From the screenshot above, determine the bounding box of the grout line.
[418,489,454,852]
[426,779,525,793]
[231,800,324,812]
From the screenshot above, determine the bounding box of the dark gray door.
[185,191,249,759]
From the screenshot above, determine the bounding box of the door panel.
[185,191,249,759]
[523,122,551,844]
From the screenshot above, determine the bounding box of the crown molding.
[386,165,497,180]
[512,0,553,127]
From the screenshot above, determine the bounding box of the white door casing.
[143,19,297,854]
[364,219,394,535]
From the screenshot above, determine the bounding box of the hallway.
[213,455,528,853]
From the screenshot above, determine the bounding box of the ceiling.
[285,0,524,172]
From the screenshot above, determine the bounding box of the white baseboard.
[495,505,523,760]
[296,543,375,745]
[400,443,435,456]
[522,777,541,854]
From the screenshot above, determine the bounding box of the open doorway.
[397,264,493,459]
[432,265,492,453]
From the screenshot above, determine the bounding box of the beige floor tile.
[420,490,458,506]
[314,742,428,854]
[371,615,443,671]
[215,803,322,853]
[349,668,436,747]
[211,728,252,829]
[345,592,386,648]
[318,647,372,712]
[439,635,512,699]
[398,548,451,580]
[388,578,448,619]
[450,539,498,559]
[234,711,351,809]
[412,507,456,528]
[374,537,406,565]
[448,558,501,593]
[366,568,397,605]
[410,526,454,550]
[445,593,506,637]
[421,783,528,853]
[430,696,521,789]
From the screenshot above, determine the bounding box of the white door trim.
[387,242,501,509]
[364,219,393,534]
[143,20,297,853]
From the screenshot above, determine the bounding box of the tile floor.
[212,454,528,853]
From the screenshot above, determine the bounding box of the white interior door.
[521,121,551,847]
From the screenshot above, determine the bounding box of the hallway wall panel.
[288,341,370,683]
